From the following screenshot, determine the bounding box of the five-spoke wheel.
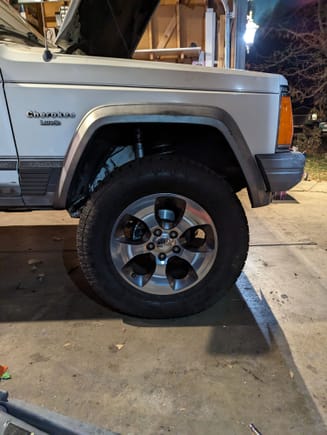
[110,194,218,295]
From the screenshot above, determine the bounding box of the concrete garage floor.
[0,183,326,434]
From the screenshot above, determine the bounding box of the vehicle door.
[0,71,23,207]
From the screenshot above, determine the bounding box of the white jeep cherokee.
[0,0,305,318]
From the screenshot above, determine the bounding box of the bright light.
[244,2,259,54]
[244,17,259,52]
[244,19,259,45]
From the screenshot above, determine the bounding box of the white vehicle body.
[1,41,301,209]
[2,43,285,158]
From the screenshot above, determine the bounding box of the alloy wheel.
[110,193,218,295]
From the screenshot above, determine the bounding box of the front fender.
[54,103,270,208]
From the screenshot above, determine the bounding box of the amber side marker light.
[277,95,293,148]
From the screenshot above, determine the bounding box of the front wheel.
[77,156,249,318]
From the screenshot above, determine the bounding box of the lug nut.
[170,230,178,239]
[158,253,166,261]
[147,242,155,250]
[154,228,162,237]
[172,246,181,254]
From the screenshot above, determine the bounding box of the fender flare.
[54,103,270,208]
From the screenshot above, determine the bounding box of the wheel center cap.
[155,234,175,253]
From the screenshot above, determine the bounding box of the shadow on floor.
[0,224,271,355]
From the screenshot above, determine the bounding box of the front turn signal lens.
[277,95,293,147]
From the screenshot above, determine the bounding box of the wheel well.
[67,122,246,213]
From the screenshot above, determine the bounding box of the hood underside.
[56,0,160,58]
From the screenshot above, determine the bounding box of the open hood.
[56,0,160,58]
[0,0,45,47]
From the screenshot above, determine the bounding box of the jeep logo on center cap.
[156,235,175,252]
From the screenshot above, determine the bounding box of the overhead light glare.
[244,5,259,53]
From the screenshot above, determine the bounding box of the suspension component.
[135,127,144,159]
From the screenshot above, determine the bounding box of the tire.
[77,156,249,318]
